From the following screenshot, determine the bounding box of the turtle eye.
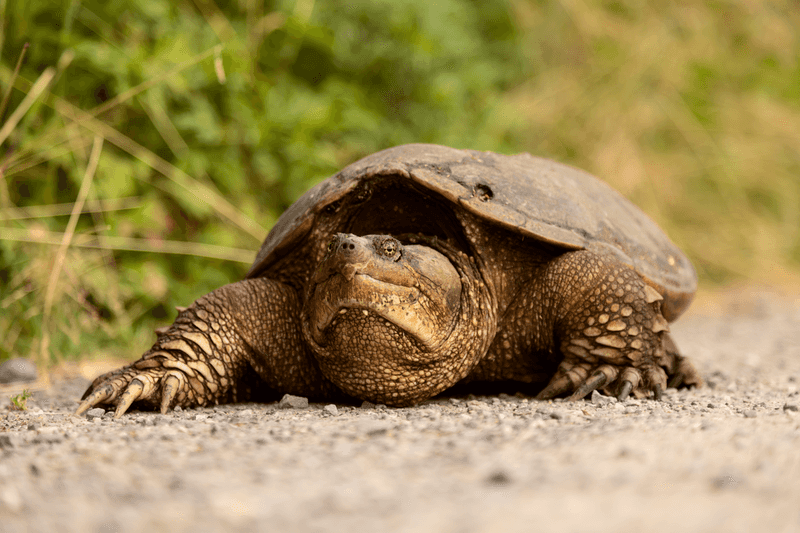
[326,237,337,252]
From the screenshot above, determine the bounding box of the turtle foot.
[76,361,197,418]
[535,360,668,401]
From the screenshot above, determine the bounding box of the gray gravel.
[1,290,799,533]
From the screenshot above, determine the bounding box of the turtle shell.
[247,144,696,321]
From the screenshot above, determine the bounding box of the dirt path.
[1,289,799,533]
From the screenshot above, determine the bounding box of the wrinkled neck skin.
[301,234,497,406]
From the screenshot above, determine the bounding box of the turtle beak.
[313,234,375,284]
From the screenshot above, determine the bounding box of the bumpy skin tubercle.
[76,278,330,418]
[534,251,702,401]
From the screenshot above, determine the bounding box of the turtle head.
[303,233,495,406]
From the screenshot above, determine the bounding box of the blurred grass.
[0,0,798,366]
[506,0,800,285]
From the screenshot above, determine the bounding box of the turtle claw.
[616,380,634,401]
[668,373,684,389]
[665,353,703,390]
[537,360,662,402]
[75,385,115,416]
[76,364,195,418]
[160,373,182,414]
[535,374,574,400]
[567,371,608,401]
[652,383,663,401]
[114,378,145,418]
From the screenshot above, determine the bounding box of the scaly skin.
[77,147,703,417]
[303,234,497,406]
[77,243,701,417]
[77,279,334,418]
[535,251,702,400]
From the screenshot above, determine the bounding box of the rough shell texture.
[247,144,696,320]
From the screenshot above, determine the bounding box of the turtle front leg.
[77,278,328,417]
[535,251,702,401]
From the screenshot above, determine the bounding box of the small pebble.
[783,403,798,412]
[591,390,615,406]
[278,394,309,409]
[85,408,106,420]
[323,404,339,416]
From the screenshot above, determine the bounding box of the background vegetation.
[1,0,798,366]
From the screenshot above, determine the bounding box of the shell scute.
[247,144,696,320]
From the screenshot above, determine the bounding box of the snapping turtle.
[77,144,701,417]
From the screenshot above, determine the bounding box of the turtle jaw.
[308,271,426,348]
[302,233,496,407]
[306,233,461,353]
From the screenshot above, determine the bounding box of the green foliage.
[0,0,525,364]
[9,389,31,411]
[0,0,799,366]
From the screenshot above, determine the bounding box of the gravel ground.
[1,289,799,533]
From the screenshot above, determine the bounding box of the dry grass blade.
[0,42,29,122]
[140,92,190,157]
[39,135,104,367]
[0,226,254,263]
[0,66,55,147]
[0,45,219,171]
[0,196,141,220]
[0,122,93,179]
[51,97,266,241]
[190,0,236,42]
[0,58,260,240]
